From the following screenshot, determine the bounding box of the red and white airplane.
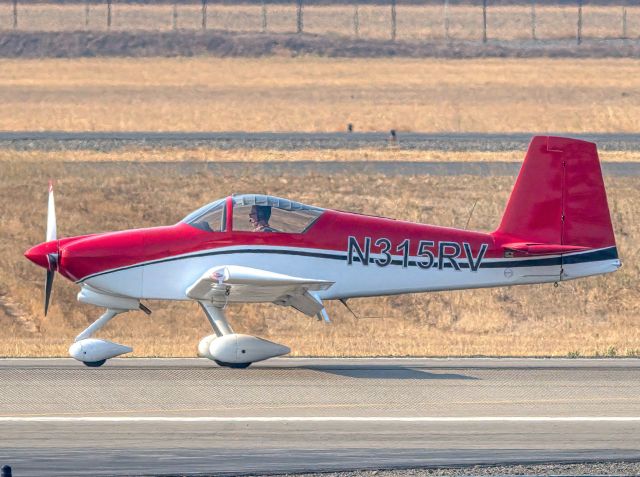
[25,136,620,368]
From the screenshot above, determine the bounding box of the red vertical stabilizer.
[494,136,616,250]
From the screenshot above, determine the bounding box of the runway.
[2,131,640,151]
[1,358,639,476]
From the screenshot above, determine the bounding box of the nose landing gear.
[68,309,133,367]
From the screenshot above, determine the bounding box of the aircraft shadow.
[302,365,478,380]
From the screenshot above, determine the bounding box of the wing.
[186,265,334,318]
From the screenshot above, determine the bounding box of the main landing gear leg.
[198,302,252,369]
[199,302,233,337]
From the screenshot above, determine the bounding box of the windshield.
[182,198,226,232]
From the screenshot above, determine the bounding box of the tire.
[83,359,107,368]
[214,360,251,369]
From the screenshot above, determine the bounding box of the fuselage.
[25,201,620,303]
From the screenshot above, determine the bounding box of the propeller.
[44,181,58,316]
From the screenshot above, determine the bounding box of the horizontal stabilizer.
[504,243,591,256]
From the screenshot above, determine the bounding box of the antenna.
[339,299,385,320]
[464,200,478,230]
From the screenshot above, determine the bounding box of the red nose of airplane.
[24,241,58,269]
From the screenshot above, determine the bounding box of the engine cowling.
[69,338,132,363]
[208,334,290,364]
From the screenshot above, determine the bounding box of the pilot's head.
[249,205,271,226]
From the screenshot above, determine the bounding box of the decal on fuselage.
[347,236,488,271]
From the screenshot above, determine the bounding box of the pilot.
[249,205,277,232]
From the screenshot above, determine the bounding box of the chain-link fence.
[0,1,637,43]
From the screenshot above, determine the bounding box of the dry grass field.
[1,156,638,358]
[0,54,638,358]
[0,3,638,42]
[1,57,640,133]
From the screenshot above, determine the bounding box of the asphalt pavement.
[1,131,639,151]
[0,358,639,476]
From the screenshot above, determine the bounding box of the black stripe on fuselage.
[77,245,618,283]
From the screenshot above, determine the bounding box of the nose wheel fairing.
[69,335,133,364]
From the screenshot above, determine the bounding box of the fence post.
[530,0,536,40]
[443,0,450,41]
[576,0,582,45]
[482,0,487,43]
[12,0,17,29]
[622,3,628,40]
[296,0,303,34]
[107,0,112,30]
[261,0,267,32]
[85,0,90,29]
[172,3,178,30]
[353,2,359,38]
[390,0,396,41]
[202,0,207,30]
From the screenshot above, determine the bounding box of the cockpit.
[182,194,324,234]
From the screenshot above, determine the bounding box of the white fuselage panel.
[80,245,620,301]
